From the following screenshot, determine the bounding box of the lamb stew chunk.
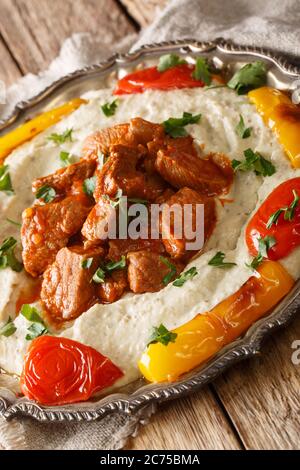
[20,117,230,322]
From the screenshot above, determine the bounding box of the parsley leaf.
[48,128,73,144]
[208,251,237,268]
[0,236,23,272]
[157,53,187,72]
[232,148,276,177]
[92,267,106,284]
[0,317,17,337]
[35,185,56,204]
[0,164,14,194]
[246,235,276,270]
[81,257,93,269]
[20,304,48,341]
[83,176,97,197]
[148,323,178,347]
[101,99,118,117]
[6,218,21,227]
[160,256,177,285]
[105,256,126,272]
[227,61,267,95]
[235,115,252,139]
[266,209,284,229]
[173,266,198,287]
[163,112,201,138]
[192,58,212,85]
[60,151,74,167]
[266,190,299,228]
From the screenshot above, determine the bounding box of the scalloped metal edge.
[0,38,300,423]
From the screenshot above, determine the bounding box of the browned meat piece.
[129,118,164,145]
[41,245,104,321]
[95,144,165,201]
[154,188,175,204]
[161,187,216,258]
[97,269,128,303]
[81,196,115,242]
[127,251,183,293]
[21,194,92,277]
[108,238,165,261]
[155,149,233,196]
[32,159,96,195]
[82,123,134,161]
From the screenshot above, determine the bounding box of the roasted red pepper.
[20,336,123,405]
[246,177,300,260]
[114,64,206,95]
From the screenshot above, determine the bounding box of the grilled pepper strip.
[0,98,86,162]
[248,87,300,168]
[139,261,294,382]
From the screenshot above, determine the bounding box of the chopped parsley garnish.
[147,323,177,347]
[101,99,118,117]
[105,256,126,272]
[266,190,299,228]
[227,61,267,95]
[232,148,276,177]
[160,256,177,285]
[173,266,198,287]
[235,115,252,139]
[92,267,106,284]
[127,197,148,205]
[0,164,14,194]
[48,128,73,144]
[35,185,57,204]
[20,304,48,341]
[60,151,74,167]
[163,112,201,138]
[246,235,276,270]
[0,317,17,337]
[208,251,237,269]
[0,236,23,272]
[192,58,212,85]
[81,257,93,269]
[157,53,187,72]
[6,218,21,227]
[83,176,97,197]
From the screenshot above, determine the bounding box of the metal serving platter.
[0,38,300,422]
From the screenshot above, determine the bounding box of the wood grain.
[214,316,300,450]
[126,387,242,450]
[0,38,21,85]
[0,0,136,75]
[120,0,168,27]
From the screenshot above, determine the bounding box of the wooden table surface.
[0,0,299,450]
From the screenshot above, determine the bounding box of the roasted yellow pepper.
[139,261,294,382]
[249,87,300,168]
[0,98,86,162]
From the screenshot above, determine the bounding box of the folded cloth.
[1,0,299,450]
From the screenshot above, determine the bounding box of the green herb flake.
[160,256,177,285]
[246,235,276,270]
[0,236,23,272]
[163,112,201,138]
[0,164,14,194]
[82,176,97,197]
[147,323,178,347]
[20,304,48,341]
[25,322,48,341]
[235,115,252,139]
[208,251,237,269]
[35,185,56,204]
[266,190,299,229]
[232,148,276,177]
[0,317,17,337]
[92,267,106,284]
[105,256,126,272]
[59,151,74,167]
[48,128,73,144]
[6,218,21,227]
[173,266,198,287]
[81,257,93,269]
[227,61,267,95]
[157,53,187,72]
[101,99,118,117]
[192,58,212,85]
